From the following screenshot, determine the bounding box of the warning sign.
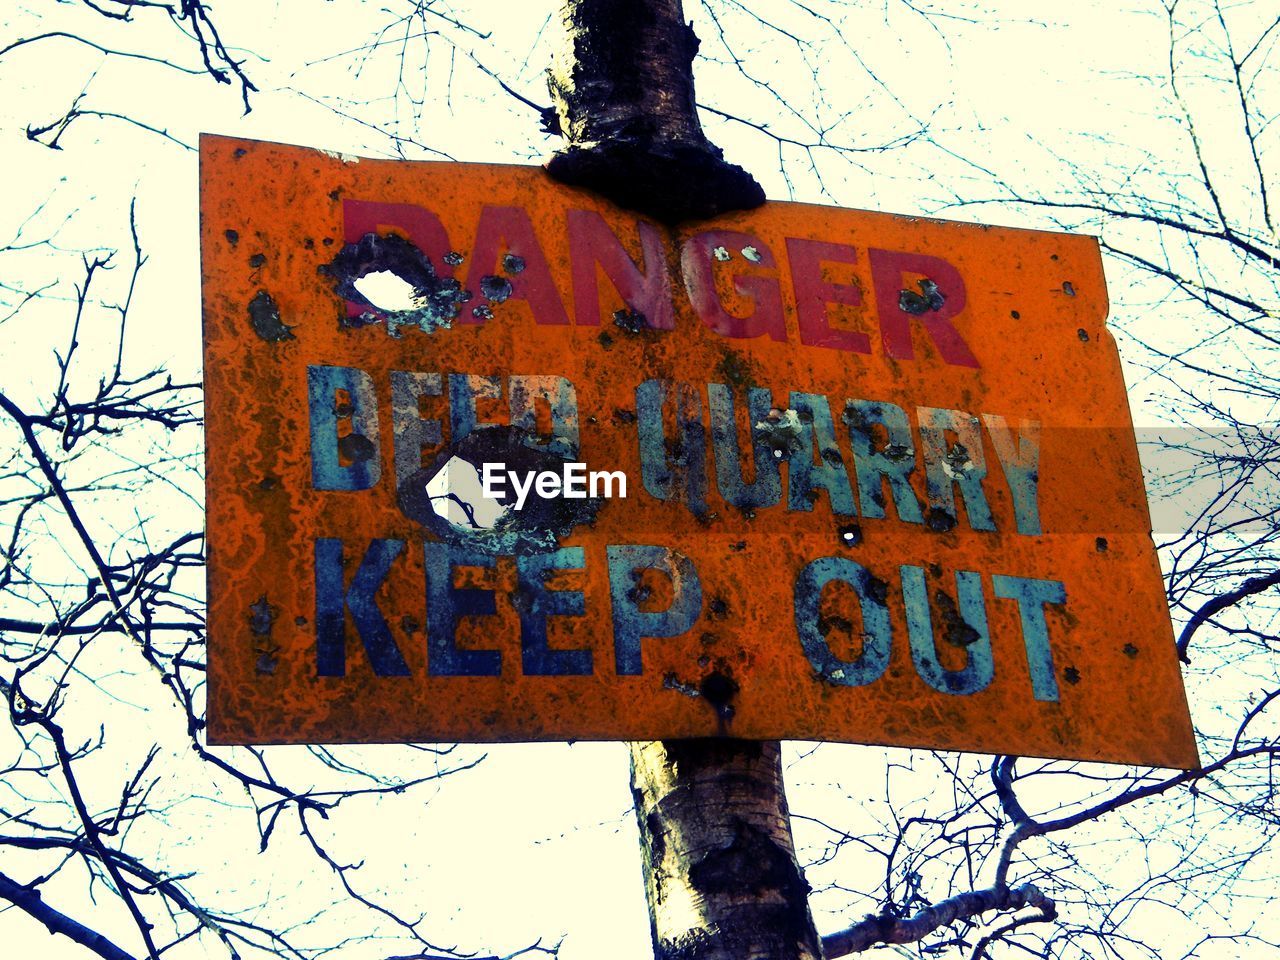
[200,134,1197,768]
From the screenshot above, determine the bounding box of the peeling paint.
[613,307,648,332]
[247,290,294,342]
[319,149,361,164]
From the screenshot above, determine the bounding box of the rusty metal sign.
[200,134,1197,768]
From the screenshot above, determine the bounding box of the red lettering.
[869,248,979,368]
[681,231,786,342]
[786,238,870,354]
[568,210,673,329]
[466,205,570,326]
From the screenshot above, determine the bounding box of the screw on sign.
[200,134,1197,769]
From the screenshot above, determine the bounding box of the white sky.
[1,2,1277,959]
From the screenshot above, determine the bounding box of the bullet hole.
[337,434,377,465]
[233,148,247,159]
[928,562,944,579]
[328,188,342,201]
[443,251,465,266]
[598,331,615,349]
[294,616,308,627]
[1062,280,1076,296]
[224,229,239,245]
[1051,253,1060,261]
[697,655,710,668]
[859,570,890,606]
[247,290,294,342]
[925,507,957,533]
[899,278,945,314]
[480,274,513,303]
[741,246,762,262]
[401,615,421,634]
[304,238,315,250]
[1011,309,1020,319]
[249,596,276,636]
[248,253,267,269]
[755,408,805,459]
[1095,537,1109,552]
[612,407,637,424]
[1064,666,1081,685]
[321,232,466,335]
[613,308,648,333]
[822,447,843,465]
[729,540,747,552]
[708,596,730,620]
[322,237,334,246]
[473,304,494,320]
[398,424,603,554]
[501,253,526,274]
[1123,643,1139,658]
[257,476,279,491]
[699,671,738,717]
[713,246,731,261]
[1077,328,1090,342]
[838,523,862,547]
[935,590,980,647]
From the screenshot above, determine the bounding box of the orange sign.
[200,134,1197,768]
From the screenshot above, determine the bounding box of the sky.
[1,2,1277,959]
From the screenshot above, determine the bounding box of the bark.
[630,740,824,960]
[545,0,765,223]
[545,5,811,957]
[0,870,140,960]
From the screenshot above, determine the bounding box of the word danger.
[342,199,981,367]
[315,540,1065,702]
[480,462,627,510]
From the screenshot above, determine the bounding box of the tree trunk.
[545,0,765,224]
[546,4,816,957]
[630,740,824,960]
